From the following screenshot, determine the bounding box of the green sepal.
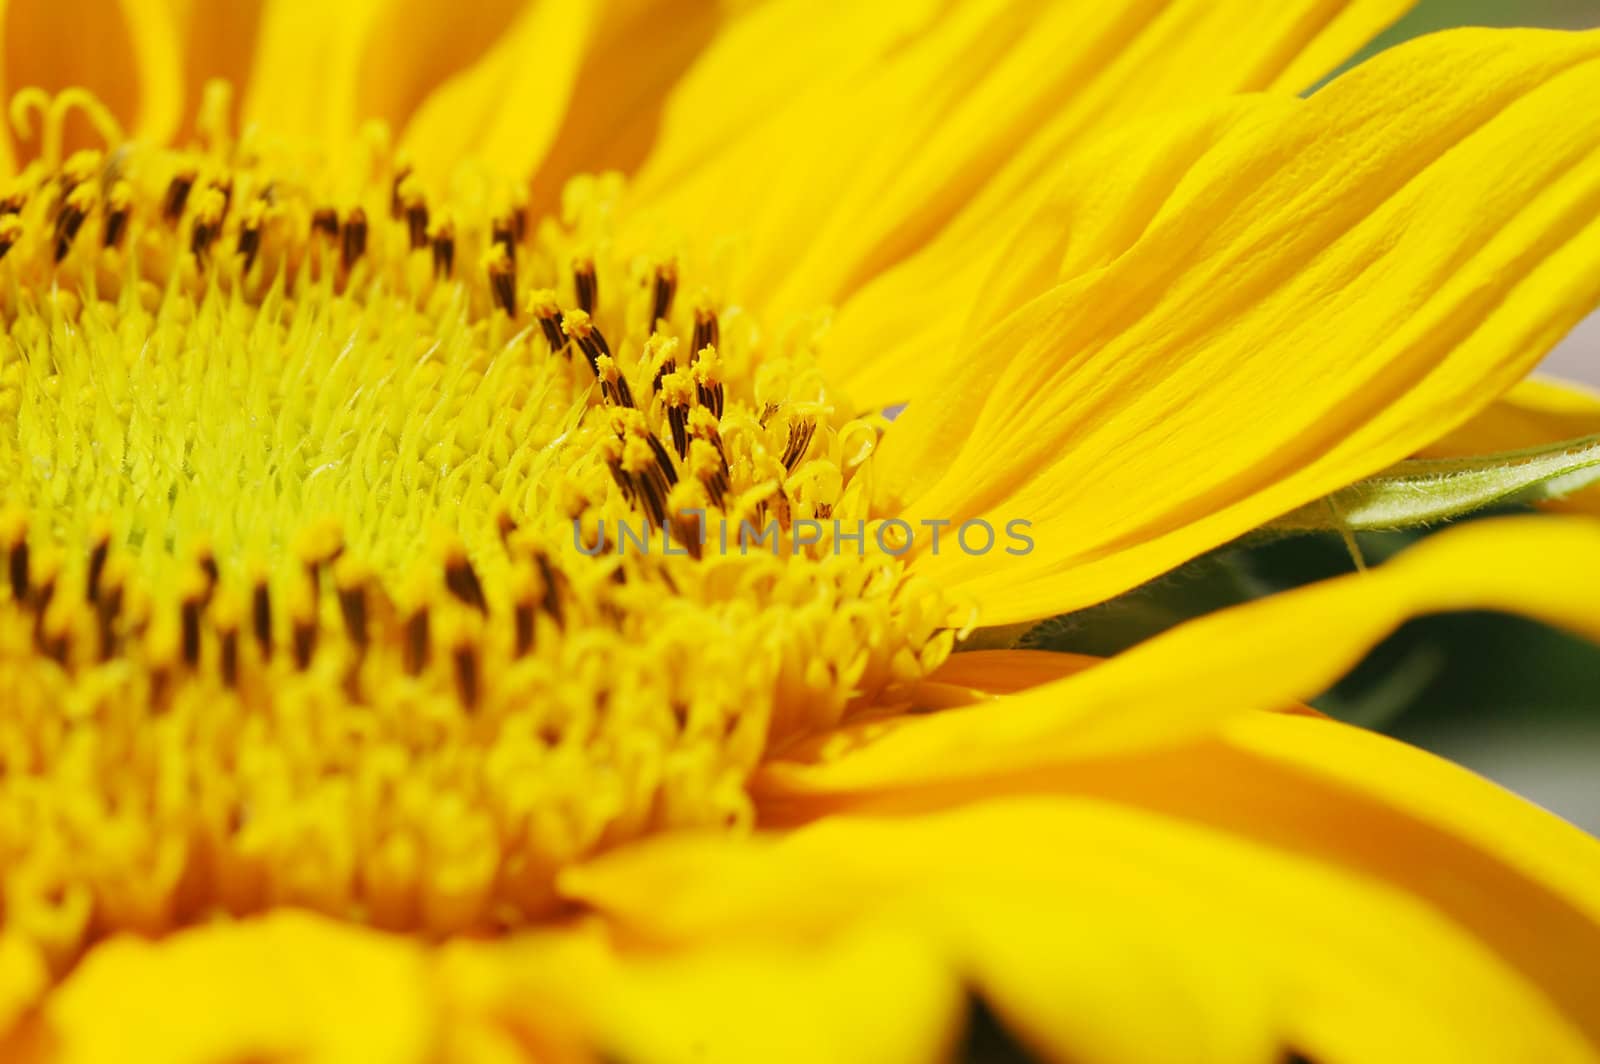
[1266,434,1600,534]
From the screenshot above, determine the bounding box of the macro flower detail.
[0,2,1599,1062]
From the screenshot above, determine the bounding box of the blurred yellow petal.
[397,0,597,186]
[565,797,1599,1062]
[631,0,1408,328]
[25,912,435,1064]
[1,0,181,165]
[874,28,1600,624]
[1422,374,1600,514]
[446,920,964,1064]
[240,0,391,158]
[755,516,1600,801]
[522,0,723,212]
[923,647,1098,695]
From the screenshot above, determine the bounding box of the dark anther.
[405,200,429,250]
[237,221,262,274]
[667,405,689,461]
[605,456,635,505]
[431,225,455,278]
[7,539,29,603]
[533,551,565,628]
[488,256,516,317]
[492,215,517,269]
[781,418,816,471]
[513,597,535,657]
[292,616,316,670]
[452,641,479,708]
[103,203,129,250]
[403,607,430,676]
[251,581,273,659]
[220,626,239,687]
[190,216,218,262]
[338,583,368,650]
[310,207,340,239]
[0,225,17,263]
[646,434,679,488]
[180,596,202,668]
[691,307,719,362]
[632,470,669,527]
[444,554,488,613]
[341,207,368,271]
[213,178,234,223]
[198,552,220,600]
[599,362,635,409]
[54,201,87,263]
[96,581,123,661]
[389,166,411,219]
[29,568,56,619]
[573,258,597,315]
[535,305,566,356]
[0,193,24,215]
[696,375,725,419]
[651,263,677,325]
[86,537,109,604]
[163,171,196,223]
[563,313,612,375]
[651,354,678,396]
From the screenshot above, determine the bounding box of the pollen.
[0,95,958,973]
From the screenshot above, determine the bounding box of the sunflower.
[2,0,1600,1060]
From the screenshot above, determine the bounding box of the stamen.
[251,579,273,659]
[531,293,567,355]
[311,207,340,240]
[492,214,518,269]
[53,184,93,263]
[430,212,456,278]
[103,181,132,250]
[573,257,598,315]
[691,304,720,360]
[782,418,817,471]
[341,207,368,271]
[485,245,516,317]
[164,170,197,224]
[652,261,678,325]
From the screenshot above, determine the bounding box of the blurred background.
[1036,1,1600,831]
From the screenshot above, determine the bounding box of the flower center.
[0,97,956,972]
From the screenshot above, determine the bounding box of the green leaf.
[1265,434,1600,534]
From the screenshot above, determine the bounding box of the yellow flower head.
[2,1,1600,1062]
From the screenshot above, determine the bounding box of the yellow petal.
[565,796,1600,1062]
[1421,374,1600,515]
[22,912,435,1064]
[521,0,724,213]
[754,516,1600,801]
[396,0,598,187]
[442,919,964,1064]
[630,0,1407,328]
[928,648,1095,692]
[1,0,182,165]
[823,0,1411,406]
[873,28,1600,624]
[240,0,391,160]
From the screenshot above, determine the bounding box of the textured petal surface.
[872,28,1600,624]
[628,0,1408,329]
